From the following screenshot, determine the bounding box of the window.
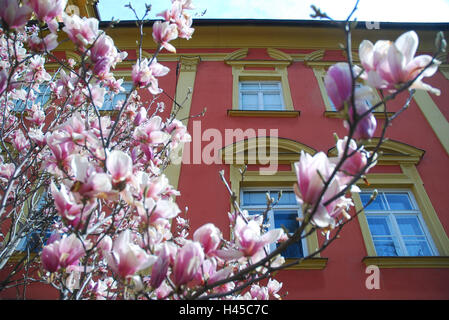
[101,81,133,110]
[239,81,284,111]
[14,84,51,112]
[240,188,306,258]
[360,190,438,257]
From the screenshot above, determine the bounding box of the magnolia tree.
[0,0,445,300]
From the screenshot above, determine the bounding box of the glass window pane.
[277,242,303,258]
[404,240,432,256]
[263,93,282,108]
[385,193,413,210]
[396,216,424,236]
[360,192,386,211]
[273,211,299,232]
[240,83,260,90]
[373,240,398,256]
[242,191,267,206]
[367,216,392,236]
[272,191,297,205]
[260,83,280,90]
[241,93,258,110]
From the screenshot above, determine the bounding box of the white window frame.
[240,187,308,258]
[239,81,285,111]
[361,189,439,257]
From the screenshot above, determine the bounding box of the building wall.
[1,19,449,299]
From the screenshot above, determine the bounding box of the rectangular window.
[240,188,305,258]
[14,84,51,112]
[239,81,284,111]
[101,82,133,110]
[360,190,438,257]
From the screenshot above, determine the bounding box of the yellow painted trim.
[284,257,328,270]
[224,48,249,61]
[266,48,293,62]
[163,56,200,190]
[220,137,316,165]
[362,256,449,268]
[328,138,425,166]
[227,110,300,118]
[413,90,449,156]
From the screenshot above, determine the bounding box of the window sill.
[283,257,328,270]
[324,111,395,119]
[362,256,449,268]
[228,109,300,118]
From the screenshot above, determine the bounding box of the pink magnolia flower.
[311,177,353,229]
[172,240,204,286]
[150,244,170,289]
[347,100,377,140]
[152,21,178,53]
[27,0,67,22]
[267,278,283,299]
[70,155,112,198]
[28,33,58,52]
[359,31,441,95]
[231,216,283,259]
[62,13,99,48]
[105,230,157,278]
[133,116,171,146]
[193,223,222,256]
[334,137,377,185]
[294,151,335,206]
[0,0,33,29]
[106,150,133,186]
[0,69,7,95]
[139,198,180,225]
[41,234,86,272]
[131,58,169,94]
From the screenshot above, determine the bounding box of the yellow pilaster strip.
[413,90,449,156]
[164,56,200,189]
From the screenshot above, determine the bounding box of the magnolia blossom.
[311,177,353,229]
[104,230,157,279]
[41,234,86,272]
[62,13,99,48]
[150,244,171,289]
[70,155,112,198]
[172,240,204,286]
[27,0,67,22]
[348,100,377,140]
[359,31,440,95]
[0,69,7,95]
[222,216,283,260]
[294,151,335,206]
[131,58,169,94]
[152,21,178,53]
[193,223,222,255]
[0,0,32,29]
[106,150,133,187]
[28,33,58,52]
[133,116,170,146]
[334,137,376,185]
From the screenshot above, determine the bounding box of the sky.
[97,0,449,23]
